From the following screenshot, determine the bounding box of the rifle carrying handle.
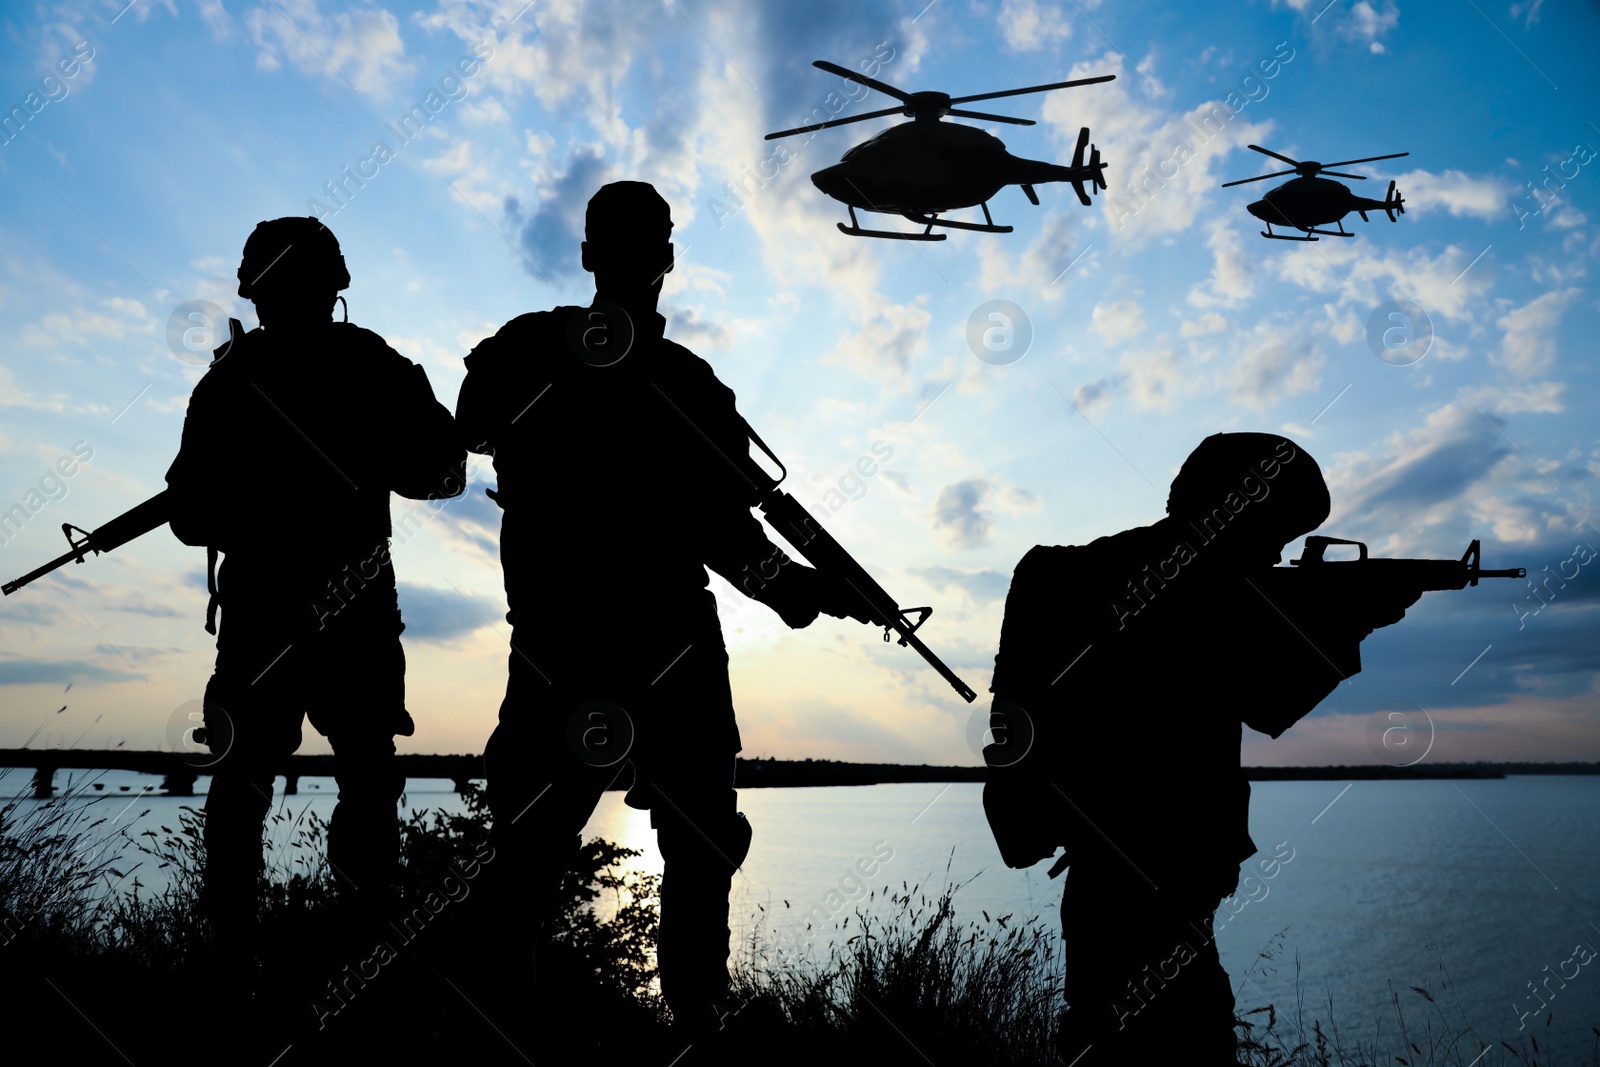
[1297,536,1367,564]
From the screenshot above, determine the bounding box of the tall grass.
[1,783,1594,1067]
[724,872,1064,1065]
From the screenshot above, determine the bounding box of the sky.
[0,0,1596,768]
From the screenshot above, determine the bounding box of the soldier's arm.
[1237,576,1375,738]
[455,341,503,457]
[389,359,467,500]
[456,314,547,456]
[680,359,825,626]
[164,374,230,548]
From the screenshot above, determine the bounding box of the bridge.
[0,749,485,798]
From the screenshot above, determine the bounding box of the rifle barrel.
[760,489,978,703]
[3,546,87,596]
[898,626,979,702]
[1,489,171,596]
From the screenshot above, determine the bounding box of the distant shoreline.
[729,758,1599,787]
[4,750,1595,796]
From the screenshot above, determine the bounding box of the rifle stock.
[3,490,170,596]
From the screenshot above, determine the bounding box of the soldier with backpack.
[984,432,1421,1065]
[165,217,465,993]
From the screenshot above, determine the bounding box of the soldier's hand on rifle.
[758,564,822,629]
[1365,585,1425,630]
[813,571,893,627]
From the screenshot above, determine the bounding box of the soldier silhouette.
[455,181,866,1041]
[165,217,465,994]
[983,432,1422,1065]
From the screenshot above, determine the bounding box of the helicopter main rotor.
[764,61,1116,140]
[1222,144,1409,187]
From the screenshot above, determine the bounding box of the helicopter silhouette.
[1223,144,1409,241]
[764,61,1115,241]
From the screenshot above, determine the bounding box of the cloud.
[1273,239,1498,324]
[0,364,62,411]
[0,658,143,686]
[1341,1,1400,44]
[1045,53,1274,244]
[1494,287,1580,378]
[515,144,612,281]
[998,0,1076,51]
[1120,344,1194,412]
[245,0,413,96]
[666,306,732,351]
[910,565,1013,605]
[0,601,60,626]
[94,642,183,664]
[1459,380,1565,416]
[1321,402,1528,552]
[19,299,155,351]
[1090,298,1145,344]
[931,478,1038,550]
[396,581,498,643]
[931,480,991,550]
[104,591,184,619]
[412,477,502,564]
[1187,220,1254,308]
[1228,323,1324,412]
[1393,169,1517,221]
[1073,374,1123,412]
[1510,0,1545,26]
[823,297,931,391]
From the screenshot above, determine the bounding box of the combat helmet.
[236,217,351,299]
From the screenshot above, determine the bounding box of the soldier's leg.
[638,640,748,1027]
[464,648,623,996]
[324,730,404,915]
[650,764,750,1026]
[1058,866,1236,1066]
[1142,899,1236,1065]
[309,590,412,922]
[199,670,301,981]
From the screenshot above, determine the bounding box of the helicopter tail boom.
[999,127,1106,207]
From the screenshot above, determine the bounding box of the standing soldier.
[455,181,863,1040]
[165,217,465,992]
[983,432,1422,1065]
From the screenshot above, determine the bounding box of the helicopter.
[1222,144,1409,241]
[764,60,1115,241]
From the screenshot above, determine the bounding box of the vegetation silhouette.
[1,777,1591,1066]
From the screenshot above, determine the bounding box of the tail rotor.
[1384,179,1405,221]
[1070,126,1106,206]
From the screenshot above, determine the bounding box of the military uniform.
[167,318,463,939]
[457,304,803,1017]
[987,436,1388,1065]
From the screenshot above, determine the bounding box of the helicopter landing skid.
[837,222,947,241]
[1262,221,1353,241]
[905,212,1014,234]
[838,205,947,240]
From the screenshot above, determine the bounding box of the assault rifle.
[741,421,978,703]
[1285,536,1525,588]
[4,320,240,598]
[3,490,170,596]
